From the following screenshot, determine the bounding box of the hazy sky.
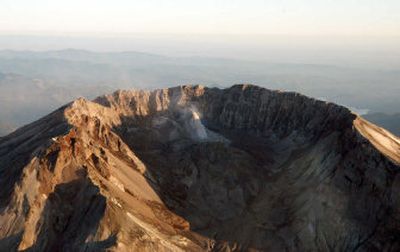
[0,0,399,36]
[0,0,399,69]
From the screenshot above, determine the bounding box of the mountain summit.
[0,85,399,251]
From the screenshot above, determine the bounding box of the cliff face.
[0,84,399,251]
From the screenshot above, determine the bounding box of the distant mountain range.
[0,72,113,134]
[0,49,399,136]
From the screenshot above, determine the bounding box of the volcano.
[0,85,399,251]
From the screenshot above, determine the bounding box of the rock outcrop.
[0,84,399,251]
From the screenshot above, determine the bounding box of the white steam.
[185,106,208,140]
[151,103,228,143]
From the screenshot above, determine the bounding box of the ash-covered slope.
[0,84,399,251]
